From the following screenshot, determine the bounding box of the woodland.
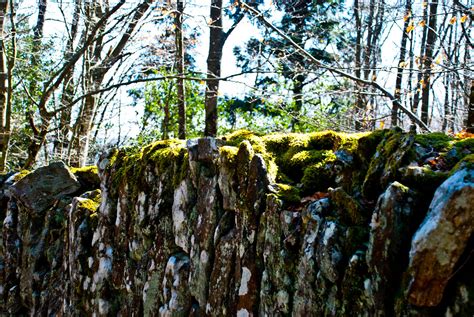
[0,0,471,171]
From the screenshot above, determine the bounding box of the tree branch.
[241,2,431,132]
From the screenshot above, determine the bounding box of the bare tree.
[392,0,412,127]
[69,0,154,166]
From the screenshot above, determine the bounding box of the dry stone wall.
[0,130,473,316]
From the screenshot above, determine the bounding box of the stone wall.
[0,130,473,316]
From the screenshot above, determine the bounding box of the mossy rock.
[414,132,453,151]
[71,165,100,191]
[274,183,301,204]
[13,170,31,182]
[300,153,337,194]
[401,166,448,192]
[110,139,188,198]
[450,154,474,174]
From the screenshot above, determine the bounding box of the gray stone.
[407,168,474,307]
[9,161,80,213]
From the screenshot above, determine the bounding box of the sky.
[15,0,459,142]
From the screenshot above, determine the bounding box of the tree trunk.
[70,0,152,166]
[29,0,47,98]
[176,0,186,139]
[392,0,411,127]
[420,0,438,125]
[467,80,474,130]
[56,0,81,159]
[354,0,363,131]
[204,0,223,137]
[412,3,429,117]
[0,0,8,172]
[291,74,305,132]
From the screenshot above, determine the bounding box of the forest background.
[0,0,471,171]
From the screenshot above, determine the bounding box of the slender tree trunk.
[0,0,9,172]
[420,0,438,124]
[291,74,304,132]
[29,0,47,97]
[176,0,186,139]
[56,0,81,158]
[412,3,429,117]
[204,0,223,137]
[162,81,174,140]
[71,0,152,166]
[392,0,411,127]
[442,23,454,132]
[467,80,474,129]
[354,0,363,131]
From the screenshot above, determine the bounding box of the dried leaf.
[449,16,457,24]
[418,20,426,27]
[455,130,474,139]
[301,192,329,204]
[406,21,415,33]
[403,11,412,22]
[460,15,468,23]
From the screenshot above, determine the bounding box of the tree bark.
[354,0,363,131]
[56,0,81,159]
[420,0,438,124]
[291,74,305,132]
[412,3,429,117]
[70,0,152,166]
[392,0,411,127]
[0,0,8,172]
[204,0,223,137]
[176,0,186,139]
[467,80,474,129]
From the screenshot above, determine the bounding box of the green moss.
[262,133,310,154]
[274,183,301,204]
[76,197,100,212]
[110,139,187,198]
[453,137,474,151]
[415,132,453,151]
[223,129,371,194]
[450,154,474,174]
[223,130,267,154]
[300,151,337,193]
[70,165,98,174]
[308,131,343,150]
[219,146,239,165]
[13,170,30,182]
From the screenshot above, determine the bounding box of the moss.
[450,154,474,174]
[110,139,187,197]
[300,151,337,194]
[330,188,366,225]
[222,130,371,194]
[274,183,301,204]
[453,137,474,151]
[71,165,100,190]
[219,146,239,165]
[414,132,453,151]
[70,165,98,175]
[223,130,267,154]
[308,131,343,150]
[262,133,310,154]
[76,197,100,212]
[13,170,30,182]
